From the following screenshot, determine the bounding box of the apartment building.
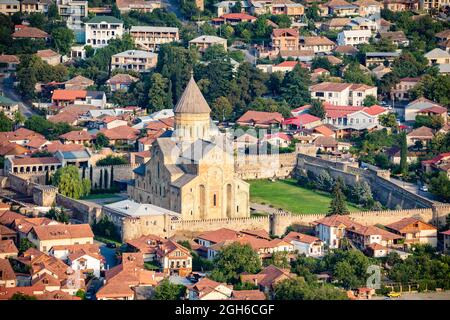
[299,36,335,54]
[0,0,19,15]
[56,0,88,29]
[85,16,124,48]
[309,82,378,106]
[337,29,372,46]
[271,28,299,52]
[111,50,158,73]
[419,0,450,11]
[130,26,179,52]
[189,35,228,53]
[21,0,51,13]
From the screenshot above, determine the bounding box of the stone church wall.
[234,152,298,180]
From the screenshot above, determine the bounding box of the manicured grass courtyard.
[249,179,360,215]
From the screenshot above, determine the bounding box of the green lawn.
[249,179,360,214]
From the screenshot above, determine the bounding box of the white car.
[420,185,428,192]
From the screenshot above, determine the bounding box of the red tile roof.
[99,125,140,141]
[283,231,321,244]
[221,13,257,21]
[0,55,19,64]
[237,111,284,126]
[272,28,299,38]
[32,224,94,241]
[52,90,87,101]
[59,130,93,141]
[282,114,321,126]
[10,156,60,166]
[12,26,49,39]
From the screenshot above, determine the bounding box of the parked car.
[420,185,428,192]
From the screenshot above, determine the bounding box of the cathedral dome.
[174,76,211,114]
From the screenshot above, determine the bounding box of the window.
[213,194,217,206]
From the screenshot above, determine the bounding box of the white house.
[68,250,103,278]
[283,232,324,257]
[85,16,124,48]
[313,215,361,249]
[186,278,233,300]
[309,82,378,106]
[404,97,447,122]
[337,29,372,46]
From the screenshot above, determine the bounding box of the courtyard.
[249,179,360,215]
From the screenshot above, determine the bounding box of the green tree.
[211,96,233,122]
[308,99,326,119]
[19,238,35,253]
[75,289,86,300]
[273,277,348,300]
[45,206,70,223]
[153,279,185,300]
[210,243,261,284]
[343,62,374,85]
[362,95,378,107]
[0,111,13,132]
[263,251,290,269]
[10,293,37,300]
[95,133,110,148]
[399,131,408,176]
[96,155,128,166]
[328,178,349,216]
[51,27,75,56]
[429,172,450,201]
[281,64,312,106]
[379,113,398,128]
[148,73,171,112]
[52,165,91,199]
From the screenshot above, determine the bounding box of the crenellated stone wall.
[234,153,298,180]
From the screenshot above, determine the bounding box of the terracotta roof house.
[0,240,18,259]
[98,125,140,145]
[313,214,362,248]
[37,290,82,300]
[0,54,20,72]
[405,97,447,122]
[12,26,49,39]
[212,13,257,25]
[299,36,336,54]
[406,126,434,147]
[186,277,233,300]
[231,290,266,300]
[384,218,437,247]
[35,49,61,66]
[106,73,139,92]
[282,114,322,130]
[379,31,409,46]
[64,75,95,90]
[321,18,351,30]
[196,228,242,246]
[0,142,29,157]
[96,252,162,300]
[283,231,324,257]
[335,45,359,55]
[0,210,23,227]
[314,136,338,151]
[236,110,284,128]
[28,224,94,253]
[59,130,94,146]
[0,226,17,246]
[240,265,295,297]
[0,128,44,146]
[0,258,17,288]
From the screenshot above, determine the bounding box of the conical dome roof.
[174,76,211,114]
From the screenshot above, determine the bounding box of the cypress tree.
[104,169,109,189]
[110,166,114,189]
[82,166,86,179]
[99,169,103,190]
[89,165,93,183]
[328,178,349,216]
[399,131,408,176]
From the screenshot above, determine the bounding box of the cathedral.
[128,76,250,220]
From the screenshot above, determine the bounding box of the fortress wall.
[234,153,298,180]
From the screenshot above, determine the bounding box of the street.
[373,291,450,300]
[0,76,37,118]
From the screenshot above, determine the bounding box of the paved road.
[0,77,36,118]
[389,177,438,203]
[373,291,450,300]
[96,241,118,269]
